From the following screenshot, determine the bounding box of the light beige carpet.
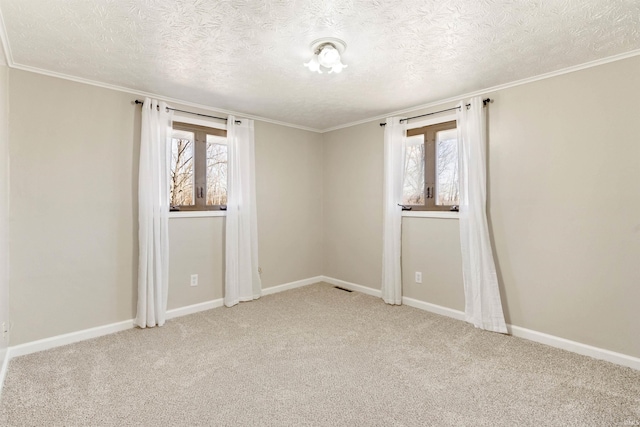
[1,282,638,426]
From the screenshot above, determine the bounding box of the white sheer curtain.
[225,116,262,307]
[457,97,507,333]
[381,117,405,305]
[136,98,173,328]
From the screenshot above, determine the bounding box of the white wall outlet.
[190,274,198,287]
[415,272,422,284]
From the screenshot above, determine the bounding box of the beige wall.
[254,121,324,288]
[167,122,324,308]
[8,70,324,345]
[0,64,9,363]
[323,56,640,358]
[6,55,640,360]
[401,218,464,311]
[322,122,383,287]
[167,217,225,309]
[9,70,138,345]
[486,56,640,357]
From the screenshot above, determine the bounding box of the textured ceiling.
[1,0,639,131]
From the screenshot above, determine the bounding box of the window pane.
[170,130,194,207]
[435,128,459,206]
[206,134,227,206]
[402,134,425,205]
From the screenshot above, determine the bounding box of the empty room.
[0,0,638,425]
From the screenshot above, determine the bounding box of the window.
[403,120,459,211]
[170,122,227,211]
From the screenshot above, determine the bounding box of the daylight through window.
[170,122,227,211]
[403,120,459,211]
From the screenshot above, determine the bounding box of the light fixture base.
[309,37,347,56]
[304,37,348,74]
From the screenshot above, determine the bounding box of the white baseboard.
[166,298,224,320]
[0,348,9,398]
[262,276,324,296]
[402,296,466,321]
[3,275,638,396]
[8,319,135,359]
[322,276,640,371]
[320,276,381,297]
[3,276,324,363]
[507,325,640,371]
[8,299,226,361]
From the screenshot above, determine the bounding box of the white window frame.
[169,112,227,219]
[402,112,459,220]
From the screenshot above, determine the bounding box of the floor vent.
[334,286,353,293]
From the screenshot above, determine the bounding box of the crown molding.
[0,7,12,66]
[0,12,320,132]
[0,15,638,135]
[8,62,323,133]
[320,48,640,133]
[0,12,322,135]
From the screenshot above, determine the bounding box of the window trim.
[402,112,459,212]
[169,211,226,218]
[404,113,456,131]
[170,121,227,211]
[173,112,227,131]
[402,210,459,219]
[168,112,228,218]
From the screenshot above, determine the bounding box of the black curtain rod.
[379,98,492,127]
[134,100,241,124]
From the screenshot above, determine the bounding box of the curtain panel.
[225,116,262,307]
[381,117,405,305]
[136,98,173,328]
[457,97,507,333]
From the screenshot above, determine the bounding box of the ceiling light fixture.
[304,38,347,74]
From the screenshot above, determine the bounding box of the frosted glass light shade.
[304,56,322,73]
[329,62,347,74]
[318,45,341,68]
[303,38,347,74]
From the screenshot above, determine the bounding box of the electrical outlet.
[415,272,422,284]
[190,274,198,287]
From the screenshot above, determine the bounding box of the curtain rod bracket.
[379,98,492,126]
[134,99,237,123]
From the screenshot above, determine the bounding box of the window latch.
[397,204,412,211]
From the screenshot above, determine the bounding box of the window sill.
[402,211,459,219]
[169,211,226,219]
